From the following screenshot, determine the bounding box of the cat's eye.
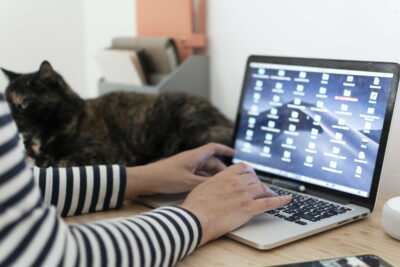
[17,101,28,110]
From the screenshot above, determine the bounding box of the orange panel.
[137,0,206,61]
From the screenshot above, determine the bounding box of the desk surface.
[65,193,400,266]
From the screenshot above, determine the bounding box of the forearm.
[124,165,160,199]
[2,200,201,267]
[33,165,126,217]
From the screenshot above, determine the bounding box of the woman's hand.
[124,143,235,199]
[181,162,292,246]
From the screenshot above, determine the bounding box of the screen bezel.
[232,55,400,211]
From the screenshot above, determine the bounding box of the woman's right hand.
[181,162,292,246]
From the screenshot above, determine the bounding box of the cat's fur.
[2,61,233,167]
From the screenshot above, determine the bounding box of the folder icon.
[268,121,276,128]
[265,133,273,141]
[356,166,362,175]
[308,142,316,149]
[311,128,319,136]
[296,84,304,92]
[330,161,337,169]
[289,124,296,132]
[343,89,352,97]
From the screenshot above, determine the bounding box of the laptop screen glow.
[233,62,394,198]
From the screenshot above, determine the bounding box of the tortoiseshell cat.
[2,61,233,167]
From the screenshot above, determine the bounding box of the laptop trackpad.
[230,213,308,247]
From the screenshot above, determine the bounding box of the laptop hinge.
[261,176,351,205]
[305,188,350,205]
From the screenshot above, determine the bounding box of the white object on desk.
[382,196,400,240]
[97,49,146,86]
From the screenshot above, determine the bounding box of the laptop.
[139,55,400,250]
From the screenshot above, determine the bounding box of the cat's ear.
[38,61,56,80]
[1,68,21,81]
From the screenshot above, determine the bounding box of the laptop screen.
[232,61,395,198]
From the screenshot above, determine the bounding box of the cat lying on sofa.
[1,61,233,167]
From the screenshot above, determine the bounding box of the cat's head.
[1,61,84,136]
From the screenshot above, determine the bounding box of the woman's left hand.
[124,143,235,199]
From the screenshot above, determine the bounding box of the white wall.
[84,0,136,97]
[0,0,135,98]
[208,0,400,117]
[0,0,86,95]
[207,0,400,195]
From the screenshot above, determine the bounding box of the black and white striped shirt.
[33,165,126,217]
[0,93,202,266]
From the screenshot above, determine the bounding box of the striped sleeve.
[0,94,202,266]
[32,165,126,217]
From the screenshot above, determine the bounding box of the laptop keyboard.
[266,187,352,226]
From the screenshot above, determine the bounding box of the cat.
[1,61,233,167]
